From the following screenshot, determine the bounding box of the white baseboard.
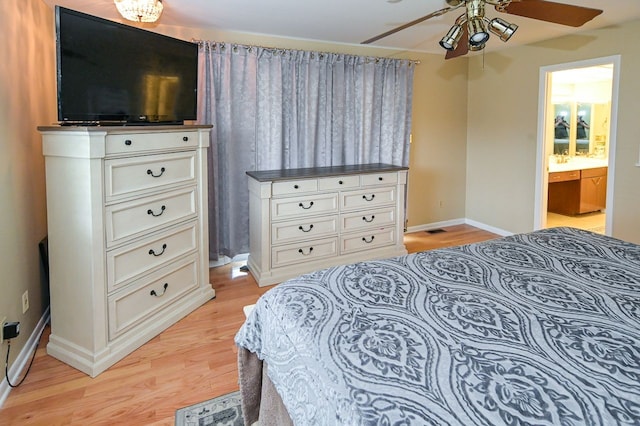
[463,219,513,237]
[0,307,50,409]
[405,218,466,234]
[405,218,512,237]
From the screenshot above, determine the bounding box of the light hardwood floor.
[0,224,497,425]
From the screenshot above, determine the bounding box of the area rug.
[175,391,243,426]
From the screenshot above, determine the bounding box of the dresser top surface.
[246,163,408,182]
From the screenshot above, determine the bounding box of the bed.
[235,227,640,425]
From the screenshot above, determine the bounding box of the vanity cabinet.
[247,164,408,287]
[39,125,214,377]
[579,167,607,214]
[548,166,607,215]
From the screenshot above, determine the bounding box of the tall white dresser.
[39,125,214,377]
[247,164,408,287]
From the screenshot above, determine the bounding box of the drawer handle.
[124,139,132,146]
[378,177,383,181]
[183,136,189,142]
[148,243,167,257]
[362,194,375,201]
[150,283,169,297]
[147,205,166,217]
[362,215,375,223]
[146,167,166,178]
[294,184,299,189]
[362,236,375,243]
[298,224,314,232]
[298,201,314,209]
[298,247,314,255]
[338,180,344,185]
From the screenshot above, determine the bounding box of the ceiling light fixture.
[114,0,164,23]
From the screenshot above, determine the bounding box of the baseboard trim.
[0,307,50,409]
[463,219,513,237]
[405,218,513,237]
[405,218,466,234]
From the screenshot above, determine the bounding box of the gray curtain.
[198,42,414,260]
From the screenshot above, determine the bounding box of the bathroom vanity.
[548,158,607,216]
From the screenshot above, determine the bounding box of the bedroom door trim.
[533,55,621,234]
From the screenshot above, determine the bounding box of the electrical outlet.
[0,316,6,344]
[22,290,29,314]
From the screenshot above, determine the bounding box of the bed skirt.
[238,347,294,426]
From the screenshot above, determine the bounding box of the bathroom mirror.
[553,103,571,154]
[576,103,591,153]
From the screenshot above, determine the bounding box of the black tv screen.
[55,6,198,125]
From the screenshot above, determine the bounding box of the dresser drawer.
[105,151,196,201]
[272,179,318,196]
[341,187,396,211]
[549,170,580,183]
[105,131,198,155]
[581,167,607,178]
[318,175,360,191]
[271,215,338,245]
[340,227,396,255]
[106,221,198,291]
[271,237,338,268]
[271,193,339,221]
[361,172,398,187]
[106,186,197,247]
[341,207,395,232]
[108,256,199,340]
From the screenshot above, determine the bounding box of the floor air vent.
[426,228,446,234]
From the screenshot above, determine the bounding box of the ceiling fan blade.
[445,25,469,59]
[362,5,461,44]
[500,0,603,27]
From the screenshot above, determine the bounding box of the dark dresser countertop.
[246,163,408,182]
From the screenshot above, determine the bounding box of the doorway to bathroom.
[534,56,620,235]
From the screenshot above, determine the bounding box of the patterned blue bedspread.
[235,227,640,425]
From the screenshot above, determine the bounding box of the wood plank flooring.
[0,224,497,425]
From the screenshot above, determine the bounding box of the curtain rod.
[191,39,421,65]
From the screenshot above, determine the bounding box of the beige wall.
[0,0,56,363]
[465,19,640,243]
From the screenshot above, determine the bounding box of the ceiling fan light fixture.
[488,17,518,42]
[439,24,464,51]
[114,0,163,23]
[468,42,486,52]
[468,18,489,46]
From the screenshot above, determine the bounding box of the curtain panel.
[198,42,415,260]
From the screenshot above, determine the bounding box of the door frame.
[533,55,621,234]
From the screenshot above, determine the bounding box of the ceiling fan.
[362,0,603,59]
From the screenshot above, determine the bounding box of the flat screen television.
[55,6,198,125]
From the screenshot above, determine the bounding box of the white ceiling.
[45,0,640,56]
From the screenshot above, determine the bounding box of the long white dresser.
[39,125,215,377]
[247,164,408,287]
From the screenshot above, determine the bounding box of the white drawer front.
[340,227,396,255]
[106,221,198,291]
[361,172,398,187]
[106,187,197,247]
[271,215,338,245]
[272,179,318,196]
[318,175,360,191]
[271,193,339,221]
[341,207,395,232]
[105,132,198,155]
[105,151,196,201]
[341,187,396,211]
[108,256,198,340]
[271,237,338,268]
